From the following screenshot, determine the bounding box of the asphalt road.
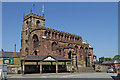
[7,78,113,80]
[7,72,118,80]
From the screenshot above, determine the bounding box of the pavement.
[7,72,118,78]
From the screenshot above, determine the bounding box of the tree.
[105,58,112,61]
[113,55,120,60]
[99,57,104,63]
[1,49,4,52]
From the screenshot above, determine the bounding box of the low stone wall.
[95,64,109,72]
[7,66,21,74]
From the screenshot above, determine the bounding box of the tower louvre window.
[36,20,40,27]
[26,21,28,25]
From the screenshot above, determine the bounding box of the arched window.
[34,50,37,55]
[68,44,70,46]
[45,31,47,36]
[64,35,66,40]
[85,47,88,54]
[67,36,69,40]
[73,37,75,41]
[59,50,61,55]
[52,42,57,51]
[36,20,40,27]
[33,34,39,49]
[48,32,50,36]
[52,33,54,37]
[80,46,83,49]
[25,40,28,43]
[30,16,32,20]
[75,38,77,41]
[61,34,63,40]
[55,33,57,38]
[26,21,28,25]
[75,46,78,53]
[70,36,72,40]
[68,49,72,59]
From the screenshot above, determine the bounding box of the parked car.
[107,67,117,73]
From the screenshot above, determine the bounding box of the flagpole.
[33,4,35,13]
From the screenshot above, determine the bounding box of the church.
[20,5,93,74]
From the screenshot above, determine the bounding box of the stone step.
[77,67,95,72]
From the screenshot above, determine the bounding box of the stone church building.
[20,7,93,73]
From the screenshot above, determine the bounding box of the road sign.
[3,58,14,64]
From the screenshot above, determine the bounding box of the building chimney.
[14,44,16,53]
[12,44,18,58]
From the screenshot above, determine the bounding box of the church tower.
[21,5,45,57]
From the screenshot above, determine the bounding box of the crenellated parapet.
[29,26,83,45]
[23,13,45,21]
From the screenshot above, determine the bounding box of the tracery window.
[33,34,39,49]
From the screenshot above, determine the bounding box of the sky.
[2,2,118,59]
[1,0,120,2]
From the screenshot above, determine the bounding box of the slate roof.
[0,51,20,58]
[102,60,120,65]
[23,55,71,62]
[0,51,2,58]
[102,61,114,65]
